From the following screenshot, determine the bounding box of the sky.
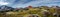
[0,0,60,8]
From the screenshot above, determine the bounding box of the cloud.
[0,2,9,5]
[14,0,60,8]
[0,0,60,8]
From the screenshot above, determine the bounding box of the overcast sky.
[0,0,60,8]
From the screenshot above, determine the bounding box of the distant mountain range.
[0,5,14,11]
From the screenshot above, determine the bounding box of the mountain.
[0,5,14,11]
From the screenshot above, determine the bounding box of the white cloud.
[0,0,60,8]
[0,2,9,5]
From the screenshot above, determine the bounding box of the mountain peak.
[0,5,14,11]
